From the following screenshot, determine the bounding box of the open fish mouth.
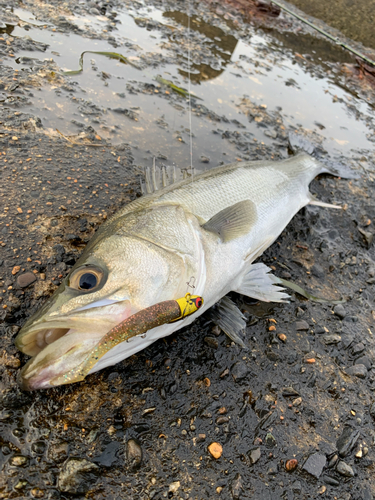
[16,300,132,391]
[16,322,106,391]
[16,324,72,357]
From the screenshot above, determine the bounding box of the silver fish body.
[16,152,334,389]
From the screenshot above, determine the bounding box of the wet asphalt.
[1,0,375,499]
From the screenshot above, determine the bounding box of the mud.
[1,0,375,499]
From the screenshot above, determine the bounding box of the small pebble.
[14,480,28,490]
[248,447,261,465]
[337,426,360,457]
[17,272,37,288]
[265,432,276,448]
[216,416,229,424]
[323,475,340,487]
[126,439,142,469]
[336,460,354,477]
[302,453,326,478]
[295,320,309,331]
[278,333,287,342]
[285,459,298,471]
[31,441,46,455]
[333,304,346,319]
[355,355,372,369]
[58,458,99,494]
[169,481,180,493]
[31,488,44,498]
[352,342,365,355]
[10,455,28,466]
[318,485,327,494]
[212,325,221,336]
[208,442,223,459]
[322,334,341,345]
[12,265,21,275]
[346,364,367,379]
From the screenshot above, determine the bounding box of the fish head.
[16,230,189,390]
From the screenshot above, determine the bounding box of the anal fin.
[209,296,247,348]
[235,263,289,303]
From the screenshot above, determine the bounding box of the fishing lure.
[53,293,203,386]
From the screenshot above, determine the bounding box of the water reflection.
[0,23,15,35]
[163,11,238,83]
[267,28,353,64]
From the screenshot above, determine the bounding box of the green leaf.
[154,75,202,100]
[278,278,346,304]
[62,50,132,76]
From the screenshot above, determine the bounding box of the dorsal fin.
[141,161,179,195]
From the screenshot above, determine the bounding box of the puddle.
[1,3,375,172]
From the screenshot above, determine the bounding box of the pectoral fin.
[235,263,289,302]
[202,200,257,242]
[209,296,247,348]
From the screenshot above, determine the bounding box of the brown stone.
[12,265,21,275]
[17,272,37,288]
[285,459,298,471]
[208,442,223,459]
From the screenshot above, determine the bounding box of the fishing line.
[186,0,195,212]
[186,0,197,291]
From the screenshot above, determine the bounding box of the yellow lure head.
[172,293,204,322]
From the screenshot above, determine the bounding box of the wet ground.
[1,0,375,499]
[286,0,375,51]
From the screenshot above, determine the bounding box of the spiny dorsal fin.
[202,200,257,242]
[142,163,178,195]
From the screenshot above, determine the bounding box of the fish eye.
[68,266,106,293]
[79,273,97,290]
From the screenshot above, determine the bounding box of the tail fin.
[289,132,361,179]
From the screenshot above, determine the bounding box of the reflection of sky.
[197,38,372,155]
[162,11,238,83]
[2,4,374,169]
